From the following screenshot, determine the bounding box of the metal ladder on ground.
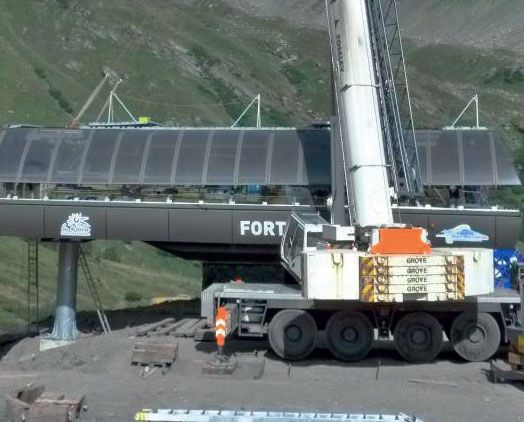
[366,0,422,197]
[78,245,112,334]
[134,409,422,422]
[26,240,39,334]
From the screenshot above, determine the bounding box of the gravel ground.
[0,328,523,422]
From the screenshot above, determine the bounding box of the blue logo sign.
[436,224,489,245]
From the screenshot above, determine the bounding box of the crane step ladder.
[134,409,422,422]
[78,245,112,334]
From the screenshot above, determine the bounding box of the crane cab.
[281,212,326,283]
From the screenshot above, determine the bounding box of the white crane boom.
[327,0,393,227]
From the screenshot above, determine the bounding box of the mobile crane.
[200,0,519,363]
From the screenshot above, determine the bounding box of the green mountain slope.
[0,238,201,334]
[0,0,331,128]
[406,43,524,144]
[400,0,524,55]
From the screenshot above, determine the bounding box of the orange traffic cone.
[203,306,237,375]
[215,306,228,355]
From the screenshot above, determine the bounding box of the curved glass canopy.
[0,127,519,186]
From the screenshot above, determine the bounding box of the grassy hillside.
[0,0,331,128]
[406,43,524,143]
[0,0,521,139]
[0,238,201,334]
[400,0,524,55]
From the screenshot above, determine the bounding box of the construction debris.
[490,337,524,383]
[6,384,85,422]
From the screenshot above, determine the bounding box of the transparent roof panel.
[82,130,119,183]
[51,131,89,183]
[271,131,300,184]
[414,132,429,185]
[461,130,493,185]
[206,131,239,185]
[0,127,519,187]
[21,133,55,181]
[427,130,461,186]
[174,130,209,185]
[143,131,180,184]
[113,130,150,184]
[299,129,331,185]
[238,131,270,184]
[493,132,521,185]
[0,129,27,179]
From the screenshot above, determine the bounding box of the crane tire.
[394,312,443,363]
[326,311,374,361]
[450,312,500,362]
[268,309,317,361]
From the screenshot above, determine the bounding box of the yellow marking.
[360,282,376,303]
[361,293,375,303]
[362,284,373,295]
[518,335,524,354]
[135,411,148,421]
[456,273,465,293]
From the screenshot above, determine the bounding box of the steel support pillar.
[50,241,80,341]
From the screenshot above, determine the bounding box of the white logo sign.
[60,212,91,237]
[240,220,287,237]
[436,224,489,245]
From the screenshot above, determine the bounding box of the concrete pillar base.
[39,338,76,352]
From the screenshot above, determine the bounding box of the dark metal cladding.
[0,127,519,186]
[391,206,521,250]
[0,199,519,262]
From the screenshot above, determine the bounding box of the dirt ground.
[0,324,523,422]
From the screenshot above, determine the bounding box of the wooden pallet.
[6,385,85,422]
[136,318,175,337]
[136,318,208,338]
[131,340,178,368]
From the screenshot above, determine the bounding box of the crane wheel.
[268,309,317,361]
[393,312,443,363]
[325,311,374,361]
[450,312,500,362]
